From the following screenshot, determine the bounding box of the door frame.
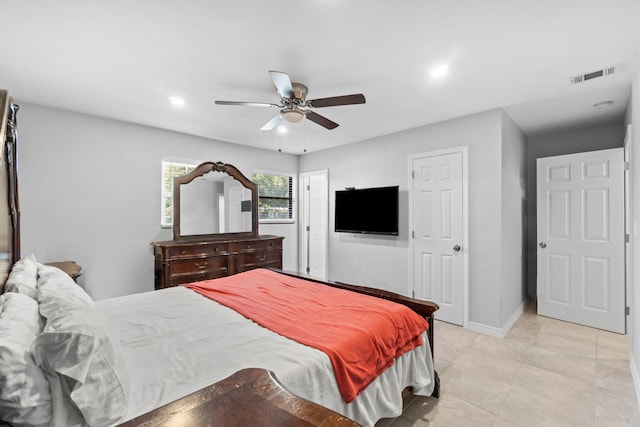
[299,169,329,278]
[408,146,469,328]
[625,125,632,333]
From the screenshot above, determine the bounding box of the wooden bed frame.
[0,90,20,293]
[0,89,440,426]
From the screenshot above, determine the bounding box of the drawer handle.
[195,261,208,270]
[257,255,266,262]
[181,250,186,255]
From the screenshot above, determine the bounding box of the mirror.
[173,161,258,241]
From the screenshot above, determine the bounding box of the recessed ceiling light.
[169,96,185,108]
[430,64,449,79]
[593,100,614,110]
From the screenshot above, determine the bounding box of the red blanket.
[184,269,428,402]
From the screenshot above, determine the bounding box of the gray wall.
[300,108,527,333]
[17,103,299,300]
[500,111,527,326]
[524,122,625,298]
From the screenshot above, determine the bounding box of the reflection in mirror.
[180,171,252,236]
[173,161,258,241]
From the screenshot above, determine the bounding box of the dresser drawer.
[237,239,282,253]
[237,261,281,273]
[168,268,229,287]
[169,243,229,258]
[237,250,282,269]
[170,255,229,276]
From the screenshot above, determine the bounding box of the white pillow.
[36,264,93,318]
[32,305,129,427]
[0,292,52,427]
[4,254,38,299]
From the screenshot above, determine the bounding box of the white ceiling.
[2,1,639,154]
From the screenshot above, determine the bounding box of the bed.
[0,90,439,427]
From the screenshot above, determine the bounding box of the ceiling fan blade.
[269,71,294,98]
[305,111,339,130]
[260,114,282,131]
[215,100,280,108]
[307,94,366,108]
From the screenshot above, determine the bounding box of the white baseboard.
[468,300,526,338]
[468,321,504,337]
[630,354,640,411]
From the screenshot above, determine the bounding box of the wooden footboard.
[120,368,360,427]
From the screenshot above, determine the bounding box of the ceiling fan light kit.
[215,71,366,131]
[281,110,305,123]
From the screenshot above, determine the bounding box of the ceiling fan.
[215,71,366,130]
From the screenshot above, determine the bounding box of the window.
[161,160,198,227]
[253,171,295,223]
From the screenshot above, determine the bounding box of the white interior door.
[300,170,328,279]
[410,149,466,325]
[227,186,243,233]
[226,185,252,233]
[537,148,625,333]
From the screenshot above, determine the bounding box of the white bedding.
[95,286,435,427]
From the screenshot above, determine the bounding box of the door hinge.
[626,234,630,243]
[412,230,415,238]
[306,184,310,190]
[626,306,630,316]
[412,290,415,298]
[306,226,310,232]
[625,162,630,171]
[306,267,310,273]
[412,170,415,179]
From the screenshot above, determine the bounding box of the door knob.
[453,244,461,252]
[539,242,547,249]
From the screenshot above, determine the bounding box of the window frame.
[160,159,200,228]
[253,170,296,224]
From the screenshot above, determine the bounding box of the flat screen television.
[334,186,399,235]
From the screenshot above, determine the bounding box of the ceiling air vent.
[569,64,623,85]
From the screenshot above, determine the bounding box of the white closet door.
[537,148,625,333]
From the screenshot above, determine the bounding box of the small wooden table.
[119,368,361,426]
[45,260,82,282]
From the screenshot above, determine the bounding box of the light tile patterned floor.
[376,302,640,427]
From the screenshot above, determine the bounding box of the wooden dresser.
[154,160,285,290]
[152,235,283,289]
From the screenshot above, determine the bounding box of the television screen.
[334,186,399,235]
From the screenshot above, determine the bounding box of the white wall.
[500,111,527,327]
[300,108,525,331]
[524,123,626,298]
[16,103,299,299]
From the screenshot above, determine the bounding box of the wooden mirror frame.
[172,161,258,242]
